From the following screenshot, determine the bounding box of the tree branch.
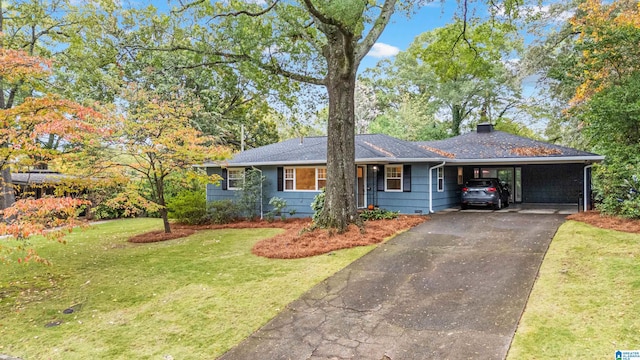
[453,1,479,60]
[355,0,397,62]
[262,53,325,85]
[124,43,324,86]
[301,0,345,30]
[174,0,280,18]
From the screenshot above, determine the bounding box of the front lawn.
[0,218,375,359]
[508,220,640,359]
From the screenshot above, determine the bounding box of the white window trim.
[437,167,444,192]
[317,167,327,190]
[284,168,294,191]
[385,165,403,192]
[227,168,245,190]
[283,166,326,192]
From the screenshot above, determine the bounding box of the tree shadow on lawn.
[127,216,428,259]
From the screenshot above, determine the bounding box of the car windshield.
[466,180,493,187]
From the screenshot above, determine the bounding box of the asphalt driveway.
[219,212,566,360]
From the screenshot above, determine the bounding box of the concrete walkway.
[219,212,566,360]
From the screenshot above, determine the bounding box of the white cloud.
[529,4,574,22]
[367,43,400,58]
[492,3,574,23]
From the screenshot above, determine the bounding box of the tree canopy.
[363,18,524,139]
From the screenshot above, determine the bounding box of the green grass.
[0,218,375,359]
[508,220,640,359]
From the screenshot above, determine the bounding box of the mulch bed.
[126,216,428,258]
[126,212,640,254]
[567,211,640,234]
[251,215,428,259]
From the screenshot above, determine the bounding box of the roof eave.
[198,157,447,168]
[197,155,605,168]
[448,156,605,165]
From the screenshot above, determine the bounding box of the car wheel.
[494,199,502,210]
[461,204,468,210]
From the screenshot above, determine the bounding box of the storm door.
[357,166,367,208]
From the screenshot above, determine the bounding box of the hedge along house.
[202,124,604,217]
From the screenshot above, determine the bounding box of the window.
[385,165,403,191]
[317,168,327,189]
[295,168,316,190]
[284,168,294,190]
[228,168,244,190]
[283,167,326,191]
[437,167,444,192]
[457,167,463,185]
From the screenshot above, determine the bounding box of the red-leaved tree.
[0,48,106,263]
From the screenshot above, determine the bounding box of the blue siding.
[373,163,430,214]
[206,166,321,218]
[431,166,461,212]
[206,162,586,216]
[207,163,440,217]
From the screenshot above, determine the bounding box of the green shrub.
[593,161,640,219]
[266,197,288,222]
[167,190,208,225]
[207,200,241,224]
[359,208,399,221]
[237,169,265,220]
[311,188,325,223]
[88,191,145,220]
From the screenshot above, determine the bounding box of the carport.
[448,202,579,215]
[417,124,604,211]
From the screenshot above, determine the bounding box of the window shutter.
[277,167,283,192]
[221,168,228,190]
[377,165,385,191]
[403,165,411,192]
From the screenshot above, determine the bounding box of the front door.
[357,166,367,208]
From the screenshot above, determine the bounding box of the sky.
[360,2,460,70]
[142,1,568,73]
[360,1,572,71]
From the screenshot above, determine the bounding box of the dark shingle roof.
[202,130,603,167]
[415,130,600,159]
[205,134,443,166]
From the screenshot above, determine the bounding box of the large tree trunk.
[159,207,171,234]
[316,37,359,232]
[1,167,15,210]
[452,104,464,136]
[155,176,171,233]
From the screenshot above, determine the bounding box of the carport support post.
[584,164,593,212]
[429,162,446,213]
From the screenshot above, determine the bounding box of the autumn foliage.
[0,197,90,239]
[95,84,230,234]
[0,48,51,82]
[0,47,107,263]
[569,0,640,104]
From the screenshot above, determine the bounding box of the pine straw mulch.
[126,216,428,259]
[566,211,640,234]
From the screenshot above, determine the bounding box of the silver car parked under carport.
[461,178,510,210]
